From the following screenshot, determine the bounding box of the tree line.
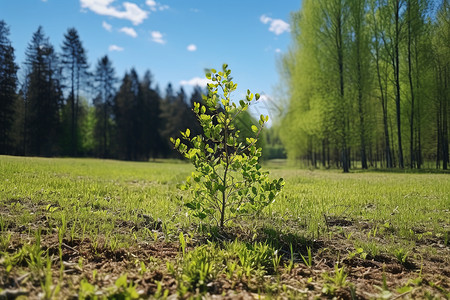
[0,21,216,160]
[279,0,449,171]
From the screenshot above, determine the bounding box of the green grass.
[0,156,449,299]
[270,168,449,238]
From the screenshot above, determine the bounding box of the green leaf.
[115,274,127,288]
[255,93,260,100]
[211,68,216,73]
[251,125,258,133]
[186,129,190,138]
[185,202,197,210]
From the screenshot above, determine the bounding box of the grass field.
[0,156,449,299]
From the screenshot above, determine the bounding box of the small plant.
[109,274,140,299]
[179,232,186,256]
[178,244,216,293]
[41,256,60,300]
[347,247,368,260]
[300,246,313,268]
[394,247,409,265]
[286,243,294,273]
[322,264,348,295]
[272,249,282,272]
[78,278,97,300]
[172,64,284,229]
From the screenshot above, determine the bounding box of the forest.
[0,22,242,161]
[279,0,449,171]
[0,0,449,171]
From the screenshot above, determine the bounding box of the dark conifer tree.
[93,55,116,158]
[0,20,18,154]
[140,70,163,159]
[61,28,89,156]
[24,26,62,156]
[114,70,142,160]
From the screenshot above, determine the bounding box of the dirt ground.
[1,217,449,299]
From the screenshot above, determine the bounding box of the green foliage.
[172,64,284,228]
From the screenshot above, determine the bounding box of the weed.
[0,232,11,252]
[286,243,294,273]
[300,246,312,268]
[393,247,409,265]
[347,247,368,260]
[179,232,186,256]
[109,274,140,299]
[178,244,216,292]
[272,249,282,272]
[41,256,60,300]
[78,278,98,300]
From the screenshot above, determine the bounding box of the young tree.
[0,20,18,154]
[173,65,284,229]
[61,28,89,156]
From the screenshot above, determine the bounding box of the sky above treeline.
[0,0,300,121]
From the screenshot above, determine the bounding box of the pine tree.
[61,27,89,156]
[140,70,163,159]
[0,20,18,154]
[24,26,62,156]
[114,69,143,160]
[93,55,116,158]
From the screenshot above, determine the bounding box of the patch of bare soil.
[0,217,449,299]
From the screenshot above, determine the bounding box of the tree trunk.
[394,0,404,168]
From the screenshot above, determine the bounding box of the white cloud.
[146,0,169,11]
[275,48,281,53]
[80,0,148,25]
[109,44,124,51]
[187,44,197,52]
[146,0,156,7]
[150,31,166,44]
[180,77,211,87]
[260,14,271,24]
[119,26,137,37]
[102,21,112,31]
[260,14,290,35]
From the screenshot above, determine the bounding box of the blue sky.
[0,0,300,121]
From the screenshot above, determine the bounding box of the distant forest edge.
[279,0,449,171]
[0,22,283,161]
[0,1,449,172]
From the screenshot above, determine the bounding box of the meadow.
[0,156,449,299]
